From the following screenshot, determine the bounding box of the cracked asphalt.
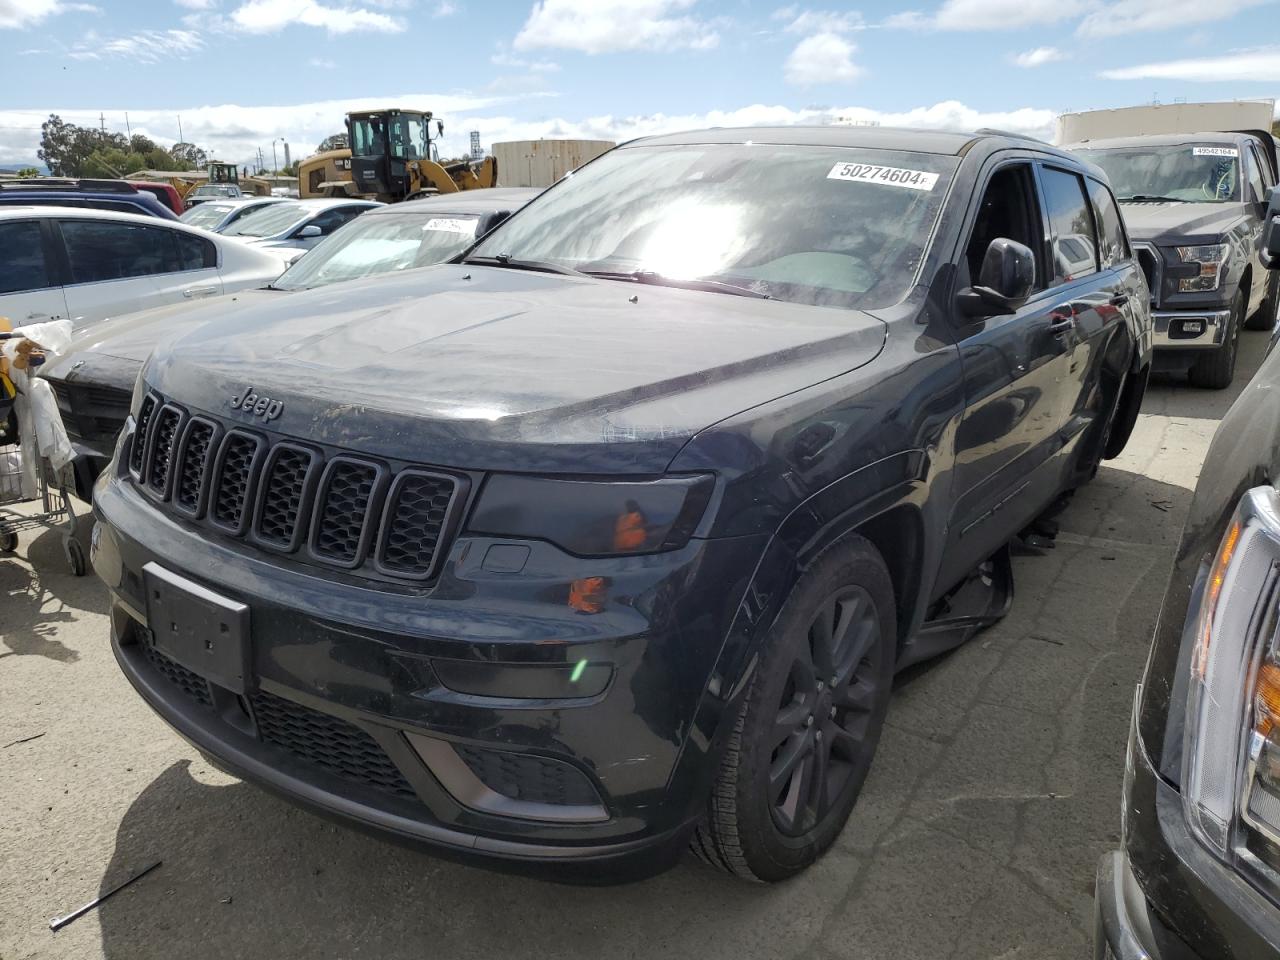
[0,333,1266,960]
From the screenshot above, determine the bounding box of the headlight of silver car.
[1184,485,1280,880]
[1175,243,1231,293]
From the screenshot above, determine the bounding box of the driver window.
[965,163,1046,293]
[1244,147,1266,203]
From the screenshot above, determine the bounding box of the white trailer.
[1056,100,1275,144]
[492,139,616,188]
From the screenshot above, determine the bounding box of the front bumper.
[1151,308,1232,351]
[92,471,765,881]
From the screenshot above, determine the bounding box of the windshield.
[180,203,235,228]
[223,202,305,238]
[194,184,239,197]
[1075,144,1241,202]
[470,143,957,309]
[272,212,482,290]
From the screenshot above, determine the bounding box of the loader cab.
[347,109,442,201]
[206,162,240,185]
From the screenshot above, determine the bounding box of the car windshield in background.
[272,212,481,291]
[180,203,236,228]
[1075,144,1242,202]
[193,184,239,198]
[223,202,305,238]
[469,143,958,309]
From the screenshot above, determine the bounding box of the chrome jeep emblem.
[229,385,283,421]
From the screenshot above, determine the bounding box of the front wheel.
[1189,288,1245,390]
[691,534,896,882]
[1245,272,1280,332]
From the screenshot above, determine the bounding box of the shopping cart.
[0,334,86,576]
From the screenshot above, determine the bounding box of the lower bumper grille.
[141,636,213,708]
[249,690,417,800]
[454,744,601,807]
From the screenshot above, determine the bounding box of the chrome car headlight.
[1175,243,1231,293]
[1184,485,1280,877]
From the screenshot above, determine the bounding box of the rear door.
[54,218,222,326]
[939,156,1080,591]
[0,218,69,324]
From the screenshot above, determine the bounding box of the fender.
[661,450,937,805]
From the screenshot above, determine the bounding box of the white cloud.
[432,0,456,15]
[889,0,1086,30]
[784,32,861,86]
[70,29,205,62]
[174,0,217,9]
[1077,0,1267,37]
[1100,46,1280,82]
[0,0,97,29]
[491,50,560,72]
[514,0,719,54]
[1013,45,1063,67]
[308,56,336,68]
[229,0,402,33]
[773,6,863,33]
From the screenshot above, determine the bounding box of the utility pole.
[124,112,132,144]
[271,140,278,174]
[99,113,106,135]
[177,114,183,143]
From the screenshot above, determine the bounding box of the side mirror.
[958,237,1036,317]
[1265,186,1280,268]
[483,210,512,233]
[297,224,323,238]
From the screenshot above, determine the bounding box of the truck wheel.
[1245,273,1280,331]
[1189,289,1244,390]
[691,534,896,882]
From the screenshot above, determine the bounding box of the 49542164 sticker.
[1193,147,1238,158]
[827,162,939,191]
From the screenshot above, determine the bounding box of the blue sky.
[2,0,1279,168]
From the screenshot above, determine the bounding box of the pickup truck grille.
[48,378,131,450]
[129,393,466,582]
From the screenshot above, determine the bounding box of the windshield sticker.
[1193,147,1239,158]
[827,162,939,191]
[423,218,476,234]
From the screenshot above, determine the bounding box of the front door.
[938,158,1079,593]
[0,218,68,326]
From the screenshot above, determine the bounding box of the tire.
[0,530,16,553]
[691,534,897,882]
[64,536,86,577]
[1245,273,1280,332]
[1189,288,1245,390]
[1102,362,1149,461]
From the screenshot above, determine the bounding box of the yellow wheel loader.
[297,109,497,202]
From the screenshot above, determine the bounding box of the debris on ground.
[49,861,162,932]
[3,732,44,748]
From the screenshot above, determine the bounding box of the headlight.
[1184,485,1280,873]
[1175,243,1231,293]
[466,474,714,557]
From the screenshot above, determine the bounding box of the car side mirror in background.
[1265,186,1280,268]
[297,224,323,238]
[958,237,1036,317]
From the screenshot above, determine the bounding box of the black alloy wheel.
[692,534,896,882]
[769,586,882,837]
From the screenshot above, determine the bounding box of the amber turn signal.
[569,576,607,614]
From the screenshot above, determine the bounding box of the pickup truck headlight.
[1175,243,1231,293]
[466,474,714,557]
[1184,485,1280,873]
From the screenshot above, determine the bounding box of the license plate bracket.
[143,562,250,694]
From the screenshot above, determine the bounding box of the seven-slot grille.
[129,394,461,581]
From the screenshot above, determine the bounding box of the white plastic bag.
[2,319,76,494]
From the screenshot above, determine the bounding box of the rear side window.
[1040,166,1099,284]
[60,221,211,283]
[1086,179,1129,269]
[0,220,54,294]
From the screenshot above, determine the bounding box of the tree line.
[38,114,209,177]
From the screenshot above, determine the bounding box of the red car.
[128,180,184,215]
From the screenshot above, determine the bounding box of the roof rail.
[0,178,138,194]
[973,128,1049,145]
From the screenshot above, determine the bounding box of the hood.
[1118,200,1249,245]
[145,264,889,474]
[40,289,277,390]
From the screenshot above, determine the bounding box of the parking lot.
[0,331,1264,960]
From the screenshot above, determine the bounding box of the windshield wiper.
[461,254,588,277]
[1116,194,1187,203]
[582,269,771,300]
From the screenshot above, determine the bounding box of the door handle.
[26,311,50,320]
[182,285,218,299]
[1048,305,1076,334]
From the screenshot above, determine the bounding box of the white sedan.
[221,198,383,253]
[178,196,290,233]
[0,205,289,330]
